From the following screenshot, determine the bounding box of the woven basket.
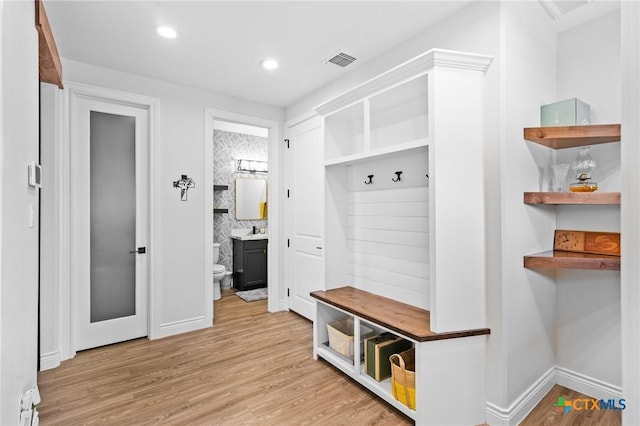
[390,347,416,409]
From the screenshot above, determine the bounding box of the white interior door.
[285,116,324,320]
[71,95,149,351]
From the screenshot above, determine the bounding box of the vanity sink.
[230,228,268,240]
[231,234,268,241]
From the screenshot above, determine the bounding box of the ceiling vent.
[538,0,590,20]
[326,52,357,68]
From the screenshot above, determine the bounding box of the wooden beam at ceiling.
[35,0,63,89]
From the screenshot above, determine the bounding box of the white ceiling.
[44,1,621,109]
[44,1,473,108]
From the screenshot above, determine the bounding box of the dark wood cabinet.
[233,239,267,290]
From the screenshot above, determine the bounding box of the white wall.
[501,2,558,411]
[554,11,622,390]
[39,59,283,362]
[39,84,61,370]
[0,0,40,423]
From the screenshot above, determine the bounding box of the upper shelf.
[324,138,428,167]
[524,192,621,205]
[523,124,621,149]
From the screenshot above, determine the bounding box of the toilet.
[212,243,225,301]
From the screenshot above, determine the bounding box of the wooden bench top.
[310,286,490,342]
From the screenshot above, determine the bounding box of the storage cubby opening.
[358,320,417,412]
[324,102,365,161]
[370,75,429,151]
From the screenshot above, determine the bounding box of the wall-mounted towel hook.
[392,171,403,182]
[365,174,374,185]
[426,174,430,180]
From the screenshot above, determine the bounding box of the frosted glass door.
[90,111,136,322]
[72,92,149,351]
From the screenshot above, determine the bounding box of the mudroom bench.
[310,286,490,424]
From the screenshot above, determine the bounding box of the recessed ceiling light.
[156,26,178,39]
[261,59,279,70]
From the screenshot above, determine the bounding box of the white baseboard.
[485,366,622,425]
[486,367,555,426]
[555,366,622,401]
[40,350,61,371]
[270,299,288,313]
[154,316,208,339]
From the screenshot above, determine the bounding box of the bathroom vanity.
[232,237,268,290]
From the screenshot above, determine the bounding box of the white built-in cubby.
[312,49,494,425]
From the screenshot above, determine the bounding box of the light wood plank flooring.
[38,291,622,425]
[520,385,622,426]
[38,290,412,425]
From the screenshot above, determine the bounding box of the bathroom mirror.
[235,178,267,220]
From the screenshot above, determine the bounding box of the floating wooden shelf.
[524,192,621,205]
[213,185,229,191]
[524,250,620,271]
[310,286,490,342]
[213,208,228,214]
[523,124,621,149]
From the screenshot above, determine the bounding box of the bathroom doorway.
[204,109,282,318]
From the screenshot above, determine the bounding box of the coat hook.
[392,171,403,182]
[426,174,429,179]
[365,174,374,185]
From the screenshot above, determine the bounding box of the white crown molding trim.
[313,48,493,116]
[485,367,555,426]
[285,110,318,129]
[39,351,61,371]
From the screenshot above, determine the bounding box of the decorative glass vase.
[569,147,598,192]
[550,163,570,192]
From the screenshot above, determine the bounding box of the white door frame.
[60,82,159,358]
[204,108,284,313]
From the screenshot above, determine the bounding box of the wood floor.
[38,291,622,426]
[37,290,412,425]
[520,385,621,426]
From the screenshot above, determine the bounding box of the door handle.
[129,247,146,254]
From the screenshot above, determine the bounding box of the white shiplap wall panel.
[348,274,429,309]
[348,201,428,217]
[345,148,430,309]
[349,252,429,279]
[350,263,427,293]
[349,187,428,203]
[348,228,428,247]
[348,215,428,232]
[347,240,429,263]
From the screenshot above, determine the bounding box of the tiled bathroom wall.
[213,128,268,272]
